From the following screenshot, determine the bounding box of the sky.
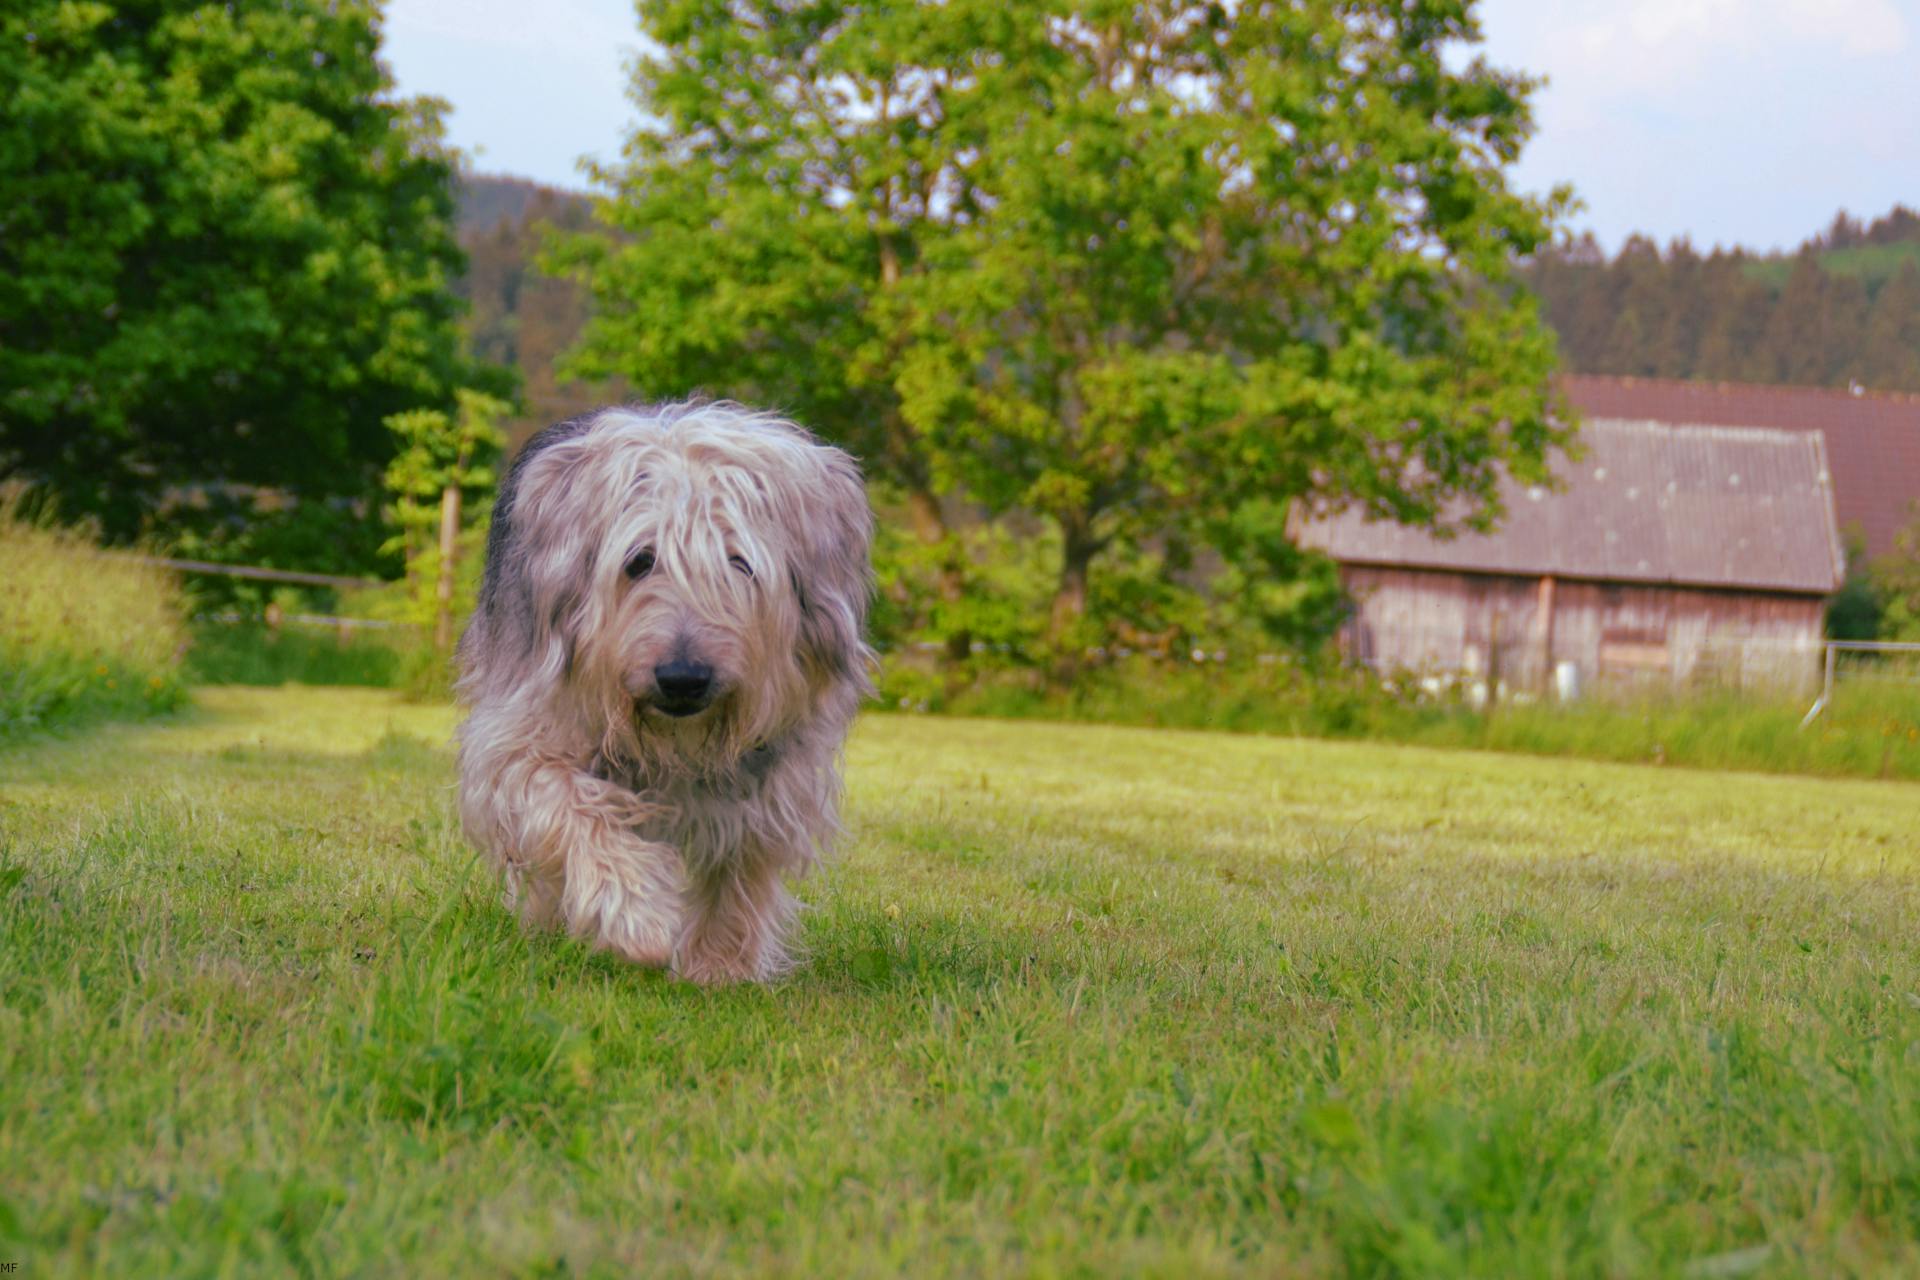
[381,0,1920,254]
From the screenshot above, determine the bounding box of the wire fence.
[1800,640,1920,727]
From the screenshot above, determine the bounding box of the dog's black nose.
[653,659,715,710]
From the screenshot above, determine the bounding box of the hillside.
[1522,206,1920,394]
[453,175,607,443]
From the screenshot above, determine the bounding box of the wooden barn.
[1292,419,1848,695]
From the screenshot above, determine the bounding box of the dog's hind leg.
[674,852,799,985]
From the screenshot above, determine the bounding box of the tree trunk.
[434,483,461,655]
[904,485,972,666]
[1046,521,1099,686]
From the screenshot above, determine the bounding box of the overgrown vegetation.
[2,687,1915,1275]
[0,506,188,737]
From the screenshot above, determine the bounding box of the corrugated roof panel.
[1294,419,1845,593]
[1562,375,1920,560]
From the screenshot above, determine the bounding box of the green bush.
[0,506,189,738]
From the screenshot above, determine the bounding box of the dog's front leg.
[462,740,684,967]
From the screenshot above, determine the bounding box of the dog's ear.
[498,433,609,684]
[785,441,874,683]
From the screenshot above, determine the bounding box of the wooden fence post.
[435,483,461,655]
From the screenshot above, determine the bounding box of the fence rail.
[200,610,420,633]
[113,553,385,592]
[1800,640,1920,728]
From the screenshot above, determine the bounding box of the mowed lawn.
[2,688,1917,1278]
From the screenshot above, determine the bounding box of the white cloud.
[1552,0,1908,91]
[1474,0,1920,249]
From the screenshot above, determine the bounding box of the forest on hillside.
[453,176,604,445]
[1521,208,1920,393]
[457,179,1920,414]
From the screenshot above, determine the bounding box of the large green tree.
[0,0,485,540]
[564,0,1570,662]
[551,2,1001,660]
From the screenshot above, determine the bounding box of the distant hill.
[1522,206,1920,394]
[456,173,590,237]
[453,175,609,444]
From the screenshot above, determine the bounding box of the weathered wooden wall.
[1339,565,1826,693]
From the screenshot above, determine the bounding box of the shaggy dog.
[456,403,873,984]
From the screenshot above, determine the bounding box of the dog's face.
[505,407,872,769]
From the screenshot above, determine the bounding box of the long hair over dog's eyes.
[624,547,656,579]
[728,554,753,579]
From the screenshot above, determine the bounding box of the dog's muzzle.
[650,659,716,718]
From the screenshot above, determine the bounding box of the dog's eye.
[625,547,656,579]
[728,554,753,578]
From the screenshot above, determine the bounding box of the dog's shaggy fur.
[456,403,873,984]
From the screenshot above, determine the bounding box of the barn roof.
[1563,375,1920,560]
[1293,418,1846,595]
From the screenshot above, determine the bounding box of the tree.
[456,178,609,450]
[548,6,990,662]
[889,2,1571,662]
[0,0,492,541]
[565,0,1570,672]
[1859,262,1920,392]
[381,389,509,652]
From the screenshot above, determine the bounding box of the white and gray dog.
[456,402,873,984]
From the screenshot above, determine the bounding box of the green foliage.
[4,686,1919,1274]
[870,507,1057,661]
[560,0,1570,669]
[0,505,188,738]
[1874,509,1920,642]
[373,388,506,697]
[870,499,1347,671]
[380,389,508,591]
[0,0,497,540]
[1825,508,1920,643]
[164,500,397,616]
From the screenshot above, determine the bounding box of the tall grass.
[902,656,1920,781]
[184,622,410,689]
[0,506,190,738]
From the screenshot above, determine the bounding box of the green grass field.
[2,687,1917,1277]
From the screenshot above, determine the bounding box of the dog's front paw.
[560,833,684,969]
[595,909,677,969]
